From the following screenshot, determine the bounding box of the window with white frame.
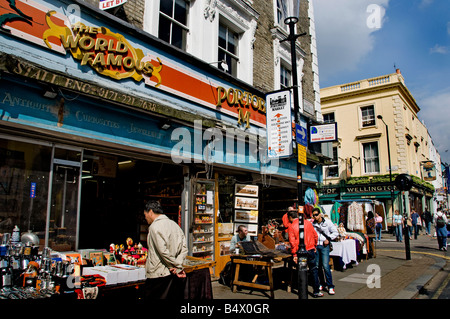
[218,23,239,77]
[363,141,380,174]
[159,0,189,50]
[326,146,339,178]
[276,0,288,31]
[361,105,375,127]
[280,64,291,89]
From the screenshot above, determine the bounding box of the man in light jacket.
[312,207,339,295]
[144,200,188,299]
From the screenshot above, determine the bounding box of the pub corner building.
[0,0,327,292]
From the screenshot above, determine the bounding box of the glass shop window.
[0,138,52,246]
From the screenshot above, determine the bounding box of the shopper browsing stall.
[143,200,188,299]
[312,208,339,295]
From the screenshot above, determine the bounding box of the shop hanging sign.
[265,90,292,158]
[421,161,436,181]
[309,122,338,143]
[99,0,127,11]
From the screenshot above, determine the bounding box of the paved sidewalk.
[212,233,449,299]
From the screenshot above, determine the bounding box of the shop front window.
[0,138,52,247]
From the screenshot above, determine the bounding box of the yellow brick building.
[318,70,436,226]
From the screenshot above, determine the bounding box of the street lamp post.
[377,115,395,214]
[281,0,308,299]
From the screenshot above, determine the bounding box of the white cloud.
[430,44,449,54]
[312,0,389,81]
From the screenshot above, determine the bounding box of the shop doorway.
[78,150,183,250]
[46,147,82,251]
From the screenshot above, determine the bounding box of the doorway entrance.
[46,147,82,251]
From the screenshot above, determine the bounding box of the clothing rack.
[332,199,374,203]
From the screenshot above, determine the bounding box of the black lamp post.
[281,0,308,299]
[377,115,395,217]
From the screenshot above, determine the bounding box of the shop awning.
[340,191,398,200]
[318,193,340,202]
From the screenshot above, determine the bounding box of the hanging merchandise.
[347,202,365,232]
[330,202,342,226]
[12,225,20,244]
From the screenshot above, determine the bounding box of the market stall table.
[230,251,292,298]
[329,239,357,269]
[91,256,215,299]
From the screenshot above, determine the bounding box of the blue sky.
[312,0,450,165]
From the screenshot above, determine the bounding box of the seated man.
[230,225,251,254]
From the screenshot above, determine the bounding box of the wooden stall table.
[230,241,292,299]
[231,255,276,298]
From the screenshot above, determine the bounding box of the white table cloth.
[329,239,357,266]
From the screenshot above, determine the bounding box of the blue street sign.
[296,124,307,147]
[30,182,36,198]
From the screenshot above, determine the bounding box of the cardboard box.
[83,266,118,285]
[104,266,128,284]
[110,264,139,282]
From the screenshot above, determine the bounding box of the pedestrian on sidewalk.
[424,209,432,236]
[406,215,413,239]
[312,208,339,296]
[434,208,448,251]
[286,207,322,297]
[393,210,403,242]
[375,212,383,241]
[411,210,419,239]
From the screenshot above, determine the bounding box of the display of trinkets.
[110,238,147,266]
[0,226,78,299]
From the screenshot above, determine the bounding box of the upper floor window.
[323,113,335,124]
[361,105,375,127]
[363,141,379,174]
[276,0,288,31]
[159,0,189,50]
[218,23,239,77]
[326,146,339,178]
[280,65,291,89]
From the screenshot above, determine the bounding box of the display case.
[189,179,215,261]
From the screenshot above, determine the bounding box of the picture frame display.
[235,209,258,223]
[235,184,259,197]
[234,196,258,210]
